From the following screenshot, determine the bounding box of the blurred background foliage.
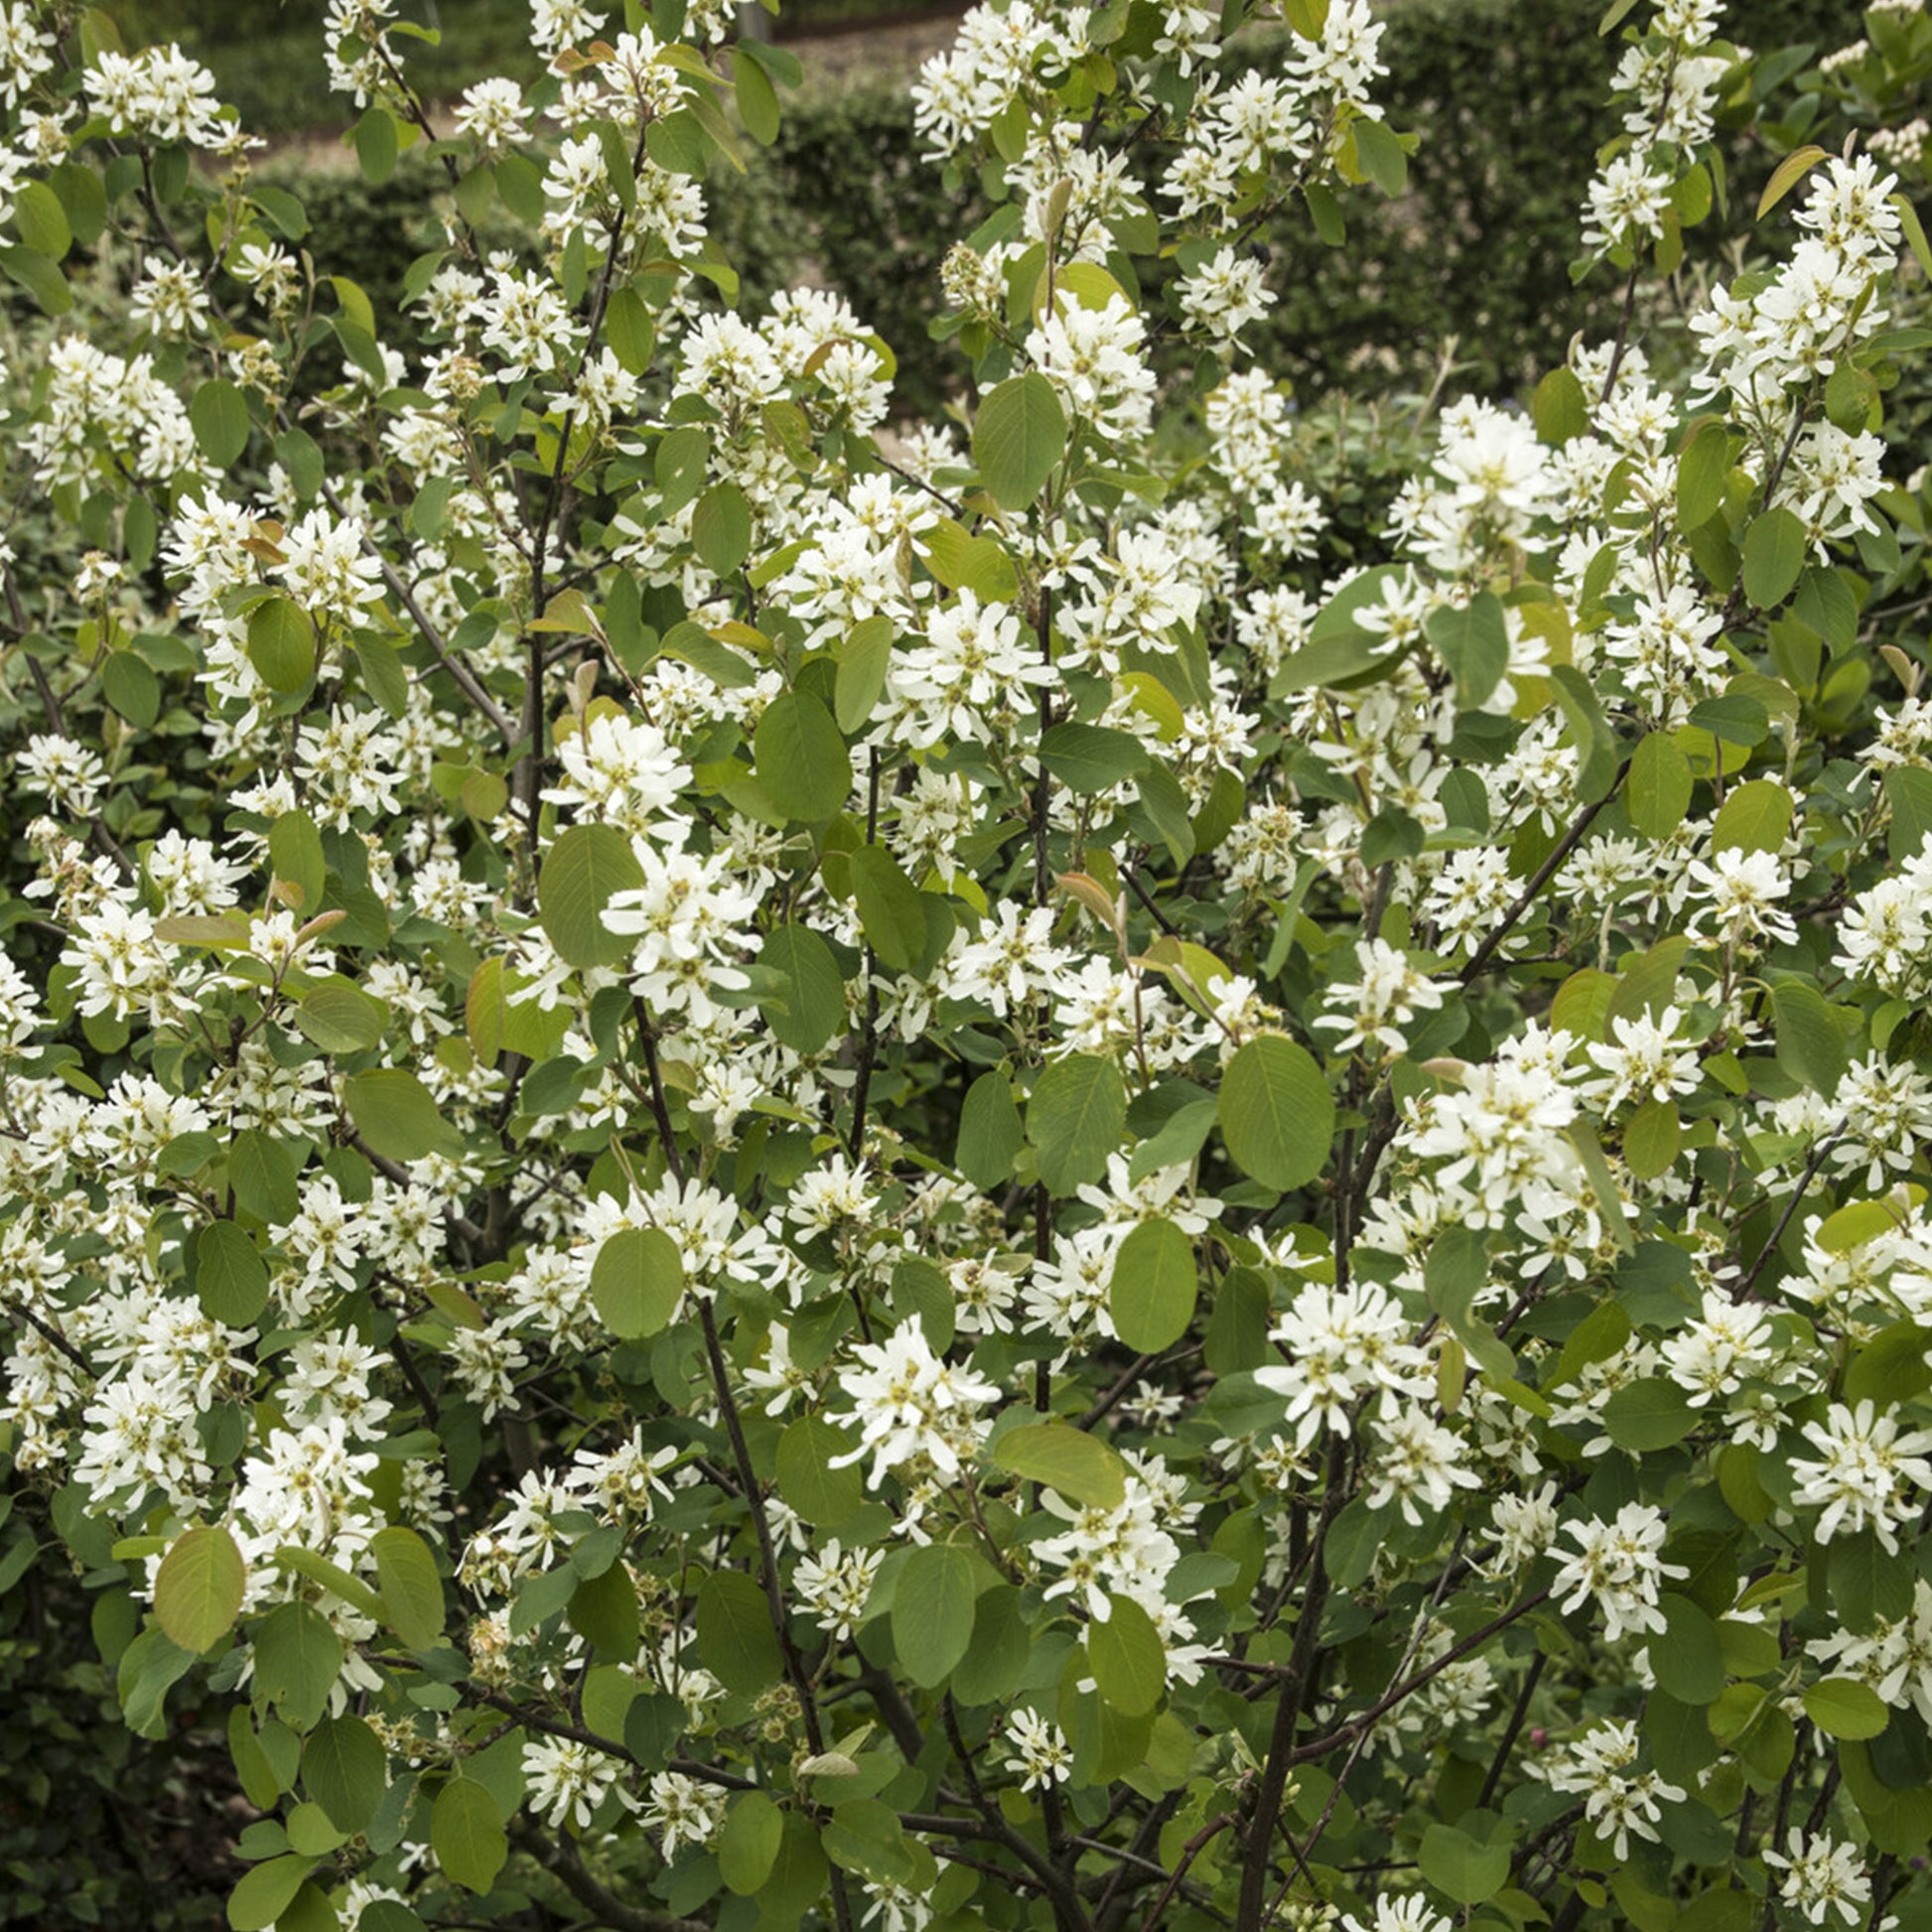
[0,0,1904,1924]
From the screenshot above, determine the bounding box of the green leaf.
[103,649,160,728]
[850,844,944,974]
[496,148,547,223]
[1652,1594,1725,1706]
[836,616,894,732]
[570,1564,640,1655]
[1773,981,1848,1097]
[1803,1677,1889,1741]
[1756,144,1827,220]
[893,1542,977,1689]
[154,1524,246,1653]
[355,636,408,716]
[192,379,251,468]
[193,1221,269,1326]
[119,1626,197,1738]
[1626,732,1692,842]
[1088,1594,1166,1716]
[1600,1378,1699,1451]
[227,1855,314,1931]
[13,179,72,260]
[1533,366,1587,447]
[1351,114,1407,196]
[1895,193,1932,287]
[693,481,753,577]
[590,1226,685,1340]
[48,163,107,245]
[1827,1528,1914,1633]
[990,1421,1126,1507]
[1038,722,1150,793]
[759,923,847,1053]
[824,1798,918,1886]
[269,811,327,913]
[1741,506,1806,610]
[303,1715,386,1833]
[1711,778,1793,856]
[1676,420,1731,533]
[697,1570,781,1692]
[1303,181,1345,245]
[252,1602,344,1732]
[1419,1824,1509,1907]
[0,243,71,316]
[272,1547,381,1620]
[344,1068,457,1164]
[433,1777,507,1894]
[346,102,398,182]
[1028,1053,1127,1195]
[1551,664,1619,803]
[974,372,1066,510]
[1218,1036,1333,1192]
[606,286,656,376]
[538,822,645,968]
[294,981,387,1055]
[1108,1216,1197,1353]
[756,690,851,822]
[230,1131,301,1225]
[1884,765,1932,860]
[720,1790,785,1895]
[734,44,781,143]
[655,424,710,512]
[370,1526,444,1652]
[1847,1323,1932,1408]
[1425,592,1509,709]
[356,1905,428,1932]
[775,1416,865,1527]
[1623,1099,1681,1180]
[246,596,316,692]
[228,1708,282,1810]
[273,424,324,500]
[956,1071,1024,1190]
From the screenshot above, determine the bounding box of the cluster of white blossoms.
[1581,0,1726,253]
[1540,1718,1687,1860]
[1550,1504,1687,1644]
[4,0,1932,1926]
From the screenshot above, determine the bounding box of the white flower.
[830,1327,1000,1489]
[1582,153,1673,252]
[1176,244,1276,347]
[792,1538,882,1640]
[454,76,529,153]
[1763,1830,1871,1928]
[523,1735,636,1831]
[1340,1898,1453,1932]
[944,902,1072,1017]
[1658,1293,1772,1408]
[1362,1401,1479,1525]
[1550,1503,1687,1643]
[1792,1400,1932,1553]
[1003,1708,1072,1791]
[276,509,384,626]
[1542,1718,1684,1859]
[1024,293,1157,442]
[602,843,762,1026]
[1312,939,1447,1057]
[638,1770,725,1859]
[1585,1007,1702,1113]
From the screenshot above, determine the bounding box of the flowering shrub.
[7,0,1932,1930]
